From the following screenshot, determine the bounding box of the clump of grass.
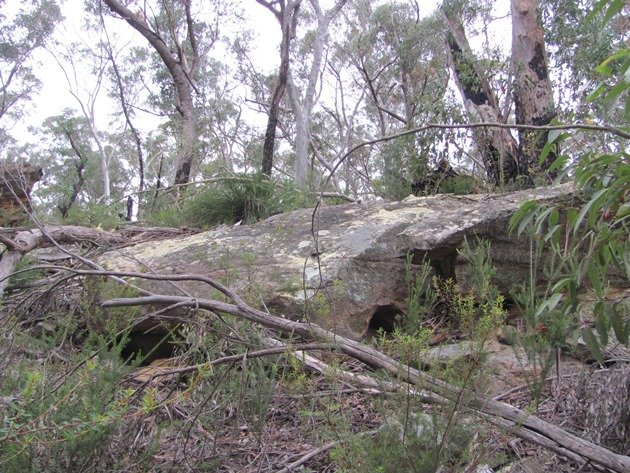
[180,174,313,227]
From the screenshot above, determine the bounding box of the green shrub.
[332,411,474,473]
[180,174,313,227]
[63,203,121,229]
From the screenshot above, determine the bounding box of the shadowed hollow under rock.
[101,184,575,339]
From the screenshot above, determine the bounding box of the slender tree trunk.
[106,42,145,193]
[511,0,557,180]
[58,130,86,219]
[259,0,302,177]
[293,0,348,188]
[103,0,198,187]
[444,10,520,185]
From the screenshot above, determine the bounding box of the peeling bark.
[444,12,520,185]
[511,0,557,180]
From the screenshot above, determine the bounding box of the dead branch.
[40,267,629,472]
[0,225,126,297]
[0,224,194,299]
[138,342,339,380]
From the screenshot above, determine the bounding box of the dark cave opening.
[120,330,180,366]
[367,304,403,337]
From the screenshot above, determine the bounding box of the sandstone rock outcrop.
[0,163,42,226]
[103,184,575,339]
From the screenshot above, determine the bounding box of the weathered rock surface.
[0,163,42,226]
[102,184,575,339]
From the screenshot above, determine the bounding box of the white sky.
[7,0,511,145]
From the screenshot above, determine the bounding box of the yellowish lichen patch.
[370,206,428,224]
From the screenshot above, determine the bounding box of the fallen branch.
[138,342,340,380]
[277,440,338,473]
[0,225,131,297]
[18,265,629,471]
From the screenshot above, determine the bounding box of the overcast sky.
[9,0,511,144]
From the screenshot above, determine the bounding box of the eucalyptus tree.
[541,0,624,122]
[101,0,220,186]
[254,0,302,177]
[287,0,348,188]
[0,0,62,131]
[443,0,559,185]
[336,1,455,198]
[49,36,116,204]
[32,110,130,219]
[442,0,520,184]
[511,0,557,179]
[98,5,146,194]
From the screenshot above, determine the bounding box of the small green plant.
[338,241,504,472]
[403,253,437,334]
[7,255,44,289]
[179,174,311,227]
[508,5,630,364]
[0,334,132,472]
[64,202,122,229]
[436,174,477,195]
[332,407,475,473]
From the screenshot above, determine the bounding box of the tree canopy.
[0,0,626,218]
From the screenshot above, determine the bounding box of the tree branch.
[36,266,629,472]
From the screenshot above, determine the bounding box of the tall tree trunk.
[105,37,145,193]
[511,0,557,181]
[443,10,520,185]
[293,0,348,188]
[103,0,198,187]
[257,0,302,177]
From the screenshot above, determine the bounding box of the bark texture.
[444,11,519,184]
[511,0,557,180]
[257,0,302,176]
[103,0,199,186]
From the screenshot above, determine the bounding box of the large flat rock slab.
[102,184,574,338]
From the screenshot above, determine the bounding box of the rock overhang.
[100,183,575,339]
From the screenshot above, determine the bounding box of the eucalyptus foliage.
[509,8,629,361]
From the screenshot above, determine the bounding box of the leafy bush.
[180,174,311,227]
[332,412,473,473]
[63,203,122,229]
[509,39,630,363]
[0,336,131,472]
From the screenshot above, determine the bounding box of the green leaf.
[547,129,563,143]
[574,188,608,232]
[610,305,629,346]
[595,63,612,76]
[614,203,630,219]
[594,303,609,346]
[509,201,538,234]
[585,0,609,24]
[602,0,625,26]
[597,49,630,70]
[549,209,559,228]
[534,206,556,234]
[535,293,562,319]
[586,83,607,102]
[543,223,558,242]
[548,154,569,173]
[603,81,627,106]
[581,327,604,364]
[587,264,604,297]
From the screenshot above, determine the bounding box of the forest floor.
[0,238,628,472]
